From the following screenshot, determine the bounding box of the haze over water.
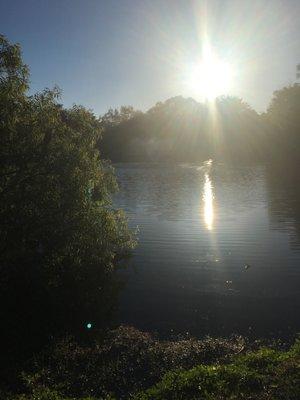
[114,162,300,338]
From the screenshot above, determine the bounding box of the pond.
[114,161,300,338]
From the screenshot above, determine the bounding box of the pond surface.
[114,162,300,338]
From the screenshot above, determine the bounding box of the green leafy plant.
[0,35,135,372]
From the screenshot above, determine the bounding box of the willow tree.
[0,35,135,364]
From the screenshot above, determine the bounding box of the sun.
[185,48,234,101]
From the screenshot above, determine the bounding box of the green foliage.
[19,327,244,399]
[134,339,300,400]
[100,96,265,163]
[8,387,94,400]
[0,34,29,96]
[265,84,300,161]
[0,35,135,369]
[100,85,300,164]
[4,330,300,400]
[9,388,116,400]
[7,386,106,400]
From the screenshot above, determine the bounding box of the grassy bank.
[3,327,299,400]
[134,340,300,399]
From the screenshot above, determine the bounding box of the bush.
[3,328,299,399]
[134,338,300,400]
[19,326,245,399]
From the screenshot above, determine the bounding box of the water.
[114,162,300,338]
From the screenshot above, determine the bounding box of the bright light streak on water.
[114,162,300,338]
[203,173,214,230]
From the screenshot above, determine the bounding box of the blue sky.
[1,0,299,114]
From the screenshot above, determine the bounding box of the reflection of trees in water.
[116,165,203,220]
[266,163,300,249]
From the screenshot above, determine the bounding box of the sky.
[1,0,299,114]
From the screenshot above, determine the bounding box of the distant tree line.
[100,86,300,165]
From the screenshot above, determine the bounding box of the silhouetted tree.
[0,35,135,368]
[100,95,265,163]
[213,96,265,162]
[265,84,300,162]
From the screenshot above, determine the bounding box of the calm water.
[114,162,300,338]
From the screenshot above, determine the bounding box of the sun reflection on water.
[203,173,214,230]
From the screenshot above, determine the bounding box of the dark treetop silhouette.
[100,86,300,165]
[0,35,135,369]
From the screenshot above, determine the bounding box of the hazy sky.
[1,0,299,114]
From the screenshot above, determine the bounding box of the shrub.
[20,326,245,399]
[134,339,300,400]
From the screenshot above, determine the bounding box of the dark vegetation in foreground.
[1,34,300,399]
[4,327,300,400]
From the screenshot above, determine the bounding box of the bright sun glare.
[186,46,234,101]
